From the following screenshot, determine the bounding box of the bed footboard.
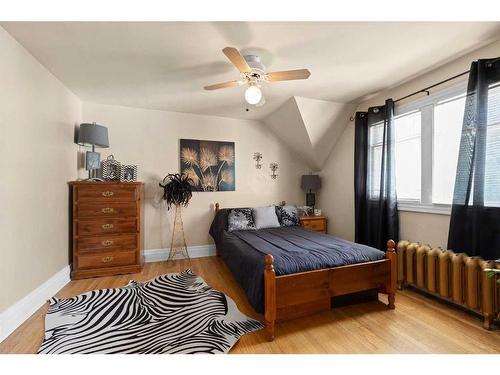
[264,240,397,341]
[385,239,397,309]
[264,255,276,341]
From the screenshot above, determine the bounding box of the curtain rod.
[394,57,500,104]
[349,70,470,121]
[393,70,469,103]
[349,57,500,121]
[349,70,469,122]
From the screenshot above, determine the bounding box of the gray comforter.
[209,209,385,313]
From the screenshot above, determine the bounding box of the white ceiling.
[3,22,500,120]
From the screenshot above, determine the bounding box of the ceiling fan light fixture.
[204,47,310,109]
[244,85,262,105]
[255,93,266,107]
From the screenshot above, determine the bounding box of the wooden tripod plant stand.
[168,204,190,261]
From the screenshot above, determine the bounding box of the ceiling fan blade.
[204,80,240,91]
[222,47,252,73]
[266,69,311,82]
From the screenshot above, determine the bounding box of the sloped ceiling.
[264,97,356,171]
[3,22,500,120]
[4,22,500,170]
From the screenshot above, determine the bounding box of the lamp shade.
[301,174,321,191]
[77,123,109,148]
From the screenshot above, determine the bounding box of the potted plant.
[485,266,500,284]
[159,173,193,260]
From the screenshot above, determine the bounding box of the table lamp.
[77,122,109,180]
[301,174,321,213]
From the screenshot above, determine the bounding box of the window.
[485,82,500,206]
[367,111,421,200]
[389,85,468,213]
[432,94,465,204]
[369,81,500,214]
[367,81,500,213]
[394,111,421,201]
[367,122,383,199]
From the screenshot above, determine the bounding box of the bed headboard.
[214,201,287,213]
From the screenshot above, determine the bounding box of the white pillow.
[252,206,281,230]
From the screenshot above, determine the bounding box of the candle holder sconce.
[270,162,279,179]
[253,152,263,169]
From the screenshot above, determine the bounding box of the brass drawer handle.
[102,256,114,263]
[101,207,114,213]
[102,240,114,246]
[102,223,114,230]
[102,191,114,197]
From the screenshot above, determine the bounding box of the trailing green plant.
[484,268,500,284]
[159,173,193,210]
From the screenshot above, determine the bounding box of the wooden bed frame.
[214,202,397,341]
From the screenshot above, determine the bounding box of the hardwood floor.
[1,256,499,354]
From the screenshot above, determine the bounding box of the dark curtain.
[355,99,399,250]
[448,58,500,260]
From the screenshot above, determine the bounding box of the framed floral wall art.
[179,139,235,192]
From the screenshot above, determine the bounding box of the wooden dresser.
[69,181,144,279]
[300,216,328,234]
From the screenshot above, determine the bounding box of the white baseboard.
[0,265,70,343]
[144,244,216,263]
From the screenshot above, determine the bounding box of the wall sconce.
[270,162,278,179]
[253,152,263,169]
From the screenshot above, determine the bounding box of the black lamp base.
[306,192,316,213]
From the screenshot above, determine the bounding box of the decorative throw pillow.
[252,206,281,230]
[275,205,300,227]
[228,208,256,232]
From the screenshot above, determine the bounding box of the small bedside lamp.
[301,174,321,213]
[77,122,109,180]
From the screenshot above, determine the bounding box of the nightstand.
[300,216,327,234]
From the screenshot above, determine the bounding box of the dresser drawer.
[300,217,327,233]
[76,218,138,236]
[75,184,138,201]
[302,220,313,229]
[76,202,137,218]
[77,251,137,269]
[77,234,137,253]
[308,220,326,232]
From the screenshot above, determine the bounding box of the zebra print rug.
[38,270,263,354]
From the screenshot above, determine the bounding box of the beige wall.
[318,121,356,241]
[83,102,308,249]
[0,27,81,312]
[319,38,500,248]
[399,211,450,248]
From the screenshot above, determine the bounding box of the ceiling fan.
[204,47,311,107]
